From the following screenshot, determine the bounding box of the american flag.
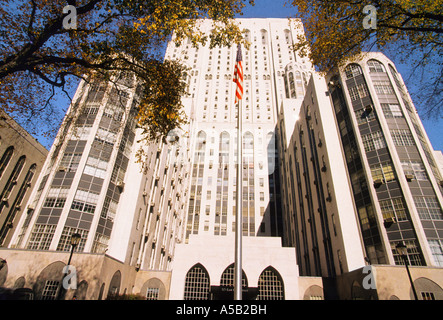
[233,43,243,104]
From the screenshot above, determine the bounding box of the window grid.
[428,240,443,267]
[367,60,386,73]
[391,240,423,266]
[59,153,82,172]
[91,233,110,253]
[373,81,395,95]
[43,187,69,208]
[421,292,435,300]
[379,198,408,221]
[41,280,60,300]
[361,131,386,152]
[56,227,88,252]
[391,129,415,146]
[381,103,403,118]
[370,162,396,183]
[27,224,56,250]
[257,269,284,300]
[401,161,427,180]
[146,288,160,300]
[220,265,248,288]
[71,189,100,213]
[413,197,443,220]
[183,265,210,300]
[345,64,362,79]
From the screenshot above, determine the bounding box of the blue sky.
[29,0,442,153]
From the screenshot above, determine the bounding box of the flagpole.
[234,96,242,301]
[233,43,243,300]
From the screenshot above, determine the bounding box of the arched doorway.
[257,266,284,300]
[183,263,210,300]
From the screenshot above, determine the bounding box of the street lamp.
[395,241,419,300]
[67,233,81,267]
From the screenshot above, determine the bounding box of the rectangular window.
[356,83,369,98]
[59,153,82,172]
[373,81,395,95]
[41,280,60,300]
[413,196,443,220]
[381,103,403,118]
[43,187,69,208]
[348,86,359,101]
[260,192,265,201]
[71,189,100,213]
[380,198,408,221]
[401,161,427,180]
[361,131,386,152]
[391,129,415,146]
[391,240,423,266]
[428,240,443,267]
[27,224,56,250]
[56,227,88,252]
[370,161,396,182]
[146,288,160,300]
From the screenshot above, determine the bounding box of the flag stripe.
[233,44,243,103]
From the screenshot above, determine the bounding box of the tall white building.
[1,18,441,301]
[167,18,317,300]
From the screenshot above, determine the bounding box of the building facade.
[326,53,443,268]
[0,19,442,300]
[0,110,48,247]
[277,52,443,298]
[167,18,320,300]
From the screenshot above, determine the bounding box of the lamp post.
[396,241,419,300]
[58,233,81,300]
[67,233,81,267]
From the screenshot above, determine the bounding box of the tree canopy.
[290,0,443,117]
[0,0,253,143]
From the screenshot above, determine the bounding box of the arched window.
[257,266,284,300]
[344,64,362,79]
[260,29,268,46]
[0,155,25,214]
[0,146,14,178]
[184,263,210,300]
[243,29,251,43]
[284,29,292,44]
[220,263,248,288]
[367,59,386,73]
[0,163,36,245]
